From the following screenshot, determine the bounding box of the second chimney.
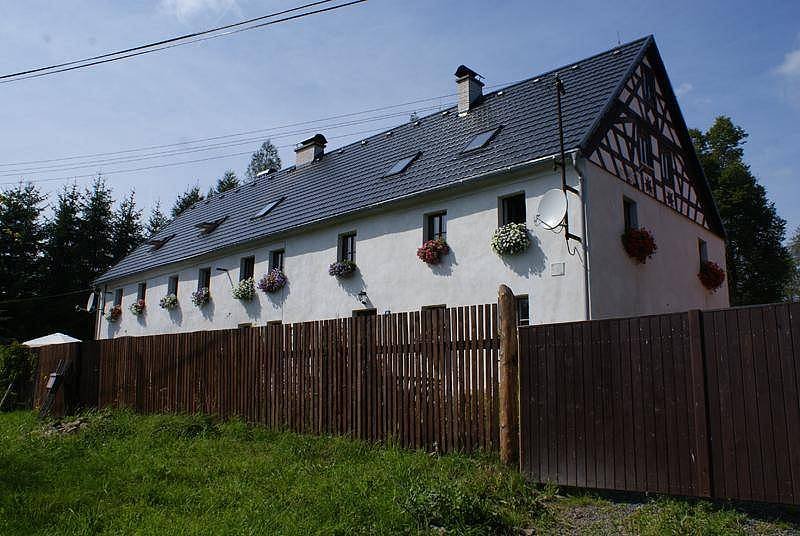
[295,134,327,166]
[455,65,484,115]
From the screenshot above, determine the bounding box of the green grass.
[0,410,795,535]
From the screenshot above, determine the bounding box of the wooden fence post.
[498,285,519,465]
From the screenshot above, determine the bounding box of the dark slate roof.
[96,36,651,284]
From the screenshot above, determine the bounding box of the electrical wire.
[0,0,367,84]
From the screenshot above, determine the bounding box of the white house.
[93,36,729,339]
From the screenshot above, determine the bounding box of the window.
[270,249,285,271]
[661,150,676,189]
[198,267,211,290]
[638,131,654,169]
[623,198,638,231]
[353,308,377,317]
[240,256,255,281]
[463,127,502,152]
[500,193,526,225]
[147,234,175,251]
[168,275,179,296]
[196,216,228,235]
[253,196,285,219]
[339,232,356,262]
[642,69,656,105]
[516,295,530,326]
[425,211,447,241]
[384,152,420,177]
[698,239,708,263]
[136,282,146,302]
[113,288,123,307]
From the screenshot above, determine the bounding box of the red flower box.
[417,239,450,265]
[621,228,657,264]
[699,260,726,292]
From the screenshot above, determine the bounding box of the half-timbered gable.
[586,44,723,236]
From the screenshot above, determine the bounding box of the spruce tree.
[146,200,169,237]
[0,183,45,298]
[111,190,144,263]
[78,176,115,283]
[43,184,84,293]
[245,140,281,180]
[690,117,794,305]
[215,170,240,193]
[787,226,800,302]
[171,185,204,218]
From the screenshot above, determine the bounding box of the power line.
[0,0,367,84]
[0,127,387,186]
[0,105,445,176]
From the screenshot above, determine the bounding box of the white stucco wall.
[97,164,590,339]
[584,161,730,319]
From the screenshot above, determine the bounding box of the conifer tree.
[215,170,240,193]
[171,185,204,218]
[245,140,281,180]
[111,190,144,263]
[43,184,83,293]
[0,183,45,298]
[146,200,169,237]
[690,117,794,305]
[77,176,115,283]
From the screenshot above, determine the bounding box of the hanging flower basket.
[621,228,657,264]
[192,287,211,307]
[329,260,357,278]
[491,223,531,256]
[699,260,726,292]
[105,305,122,323]
[258,269,287,293]
[159,293,178,310]
[232,278,256,301]
[129,299,146,316]
[417,239,450,265]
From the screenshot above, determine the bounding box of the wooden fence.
[36,305,500,454]
[518,302,800,505]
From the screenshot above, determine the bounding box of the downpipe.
[572,152,591,321]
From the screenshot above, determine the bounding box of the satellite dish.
[85,293,97,312]
[536,189,568,230]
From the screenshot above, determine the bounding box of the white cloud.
[160,0,238,21]
[675,82,693,97]
[776,48,800,77]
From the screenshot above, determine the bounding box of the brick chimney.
[455,65,484,115]
[295,134,327,166]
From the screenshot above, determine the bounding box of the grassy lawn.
[0,410,795,535]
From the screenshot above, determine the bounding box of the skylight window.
[195,216,228,236]
[463,126,502,152]
[384,152,420,177]
[146,234,175,251]
[253,196,285,219]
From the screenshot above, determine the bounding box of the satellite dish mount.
[551,75,582,244]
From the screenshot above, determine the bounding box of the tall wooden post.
[498,284,519,465]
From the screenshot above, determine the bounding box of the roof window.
[384,152,421,177]
[196,216,228,236]
[463,126,502,152]
[253,196,285,219]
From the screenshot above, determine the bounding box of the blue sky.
[1,0,799,235]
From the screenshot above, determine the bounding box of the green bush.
[0,342,37,389]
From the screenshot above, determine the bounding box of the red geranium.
[699,260,726,291]
[417,239,450,265]
[621,228,657,264]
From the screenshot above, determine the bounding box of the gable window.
[642,69,656,105]
[113,288,123,307]
[270,249,285,271]
[500,193,526,225]
[198,267,211,291]
[168,275,179,296]
[661,150,676,189]
[623,197,638,231]
[425,211,447,242]
[516,295,530,326]
[698,238,708,263]
[339,232,356,263]
[240,256,255,281]
[384,152,420,177]
[638,131,654,169]
[463,126,502,152]
[136,282,147,303]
